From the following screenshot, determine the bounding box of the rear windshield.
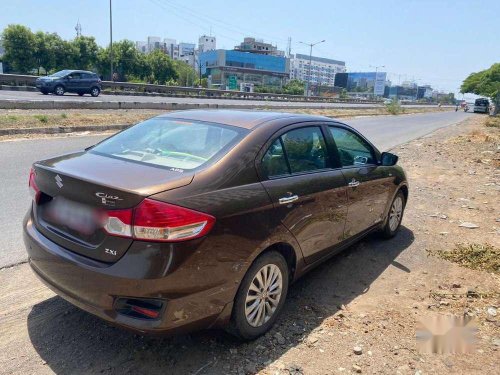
[475,99,488,106]
[90,117,246,170]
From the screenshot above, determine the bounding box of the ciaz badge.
[95,192,123,206]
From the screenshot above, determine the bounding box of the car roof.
[159,109,336,130]
[69,69,94,74]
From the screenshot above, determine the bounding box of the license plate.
[45,197,101,235]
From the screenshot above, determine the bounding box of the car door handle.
[348,179,360,188]
[279,195,299,205]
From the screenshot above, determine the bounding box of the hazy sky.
[1,0,499,96]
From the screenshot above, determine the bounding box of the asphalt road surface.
[0,110,470,268]
[0,90,441,109]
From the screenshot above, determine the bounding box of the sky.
[1,0,499,97]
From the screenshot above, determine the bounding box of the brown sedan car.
[23,110,408,339]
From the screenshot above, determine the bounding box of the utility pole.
[299,40,325,97]
[109,0,113,80]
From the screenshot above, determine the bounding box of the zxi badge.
[55,174,63,188]
[95,192,123,206]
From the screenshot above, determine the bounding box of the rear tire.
[41,90,49,95]
[381,190,405,238]
[78,92,84,96]
[54,85,65,96]
[90,87,100,97]
[228,251,289,340]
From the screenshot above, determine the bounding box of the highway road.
[0,110,470,268]
[0,90,441,109]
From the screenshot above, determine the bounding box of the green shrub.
[34,114,49,123]
[385,99,403,115]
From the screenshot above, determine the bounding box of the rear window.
[475,99,488,106]
[90,117,246,170]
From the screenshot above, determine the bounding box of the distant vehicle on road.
[473,98,490,113]
[35,70,101,97]
[24,110,408,339]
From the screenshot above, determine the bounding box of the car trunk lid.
[31,151,194,263]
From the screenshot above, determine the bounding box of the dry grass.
[271,106,450,118]
[485,116,500,128]
[0,107,451,130]
[0,109,165,129]
[428,243,500,274]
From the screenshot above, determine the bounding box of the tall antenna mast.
[75,19,82,37]
[286,37,292,58]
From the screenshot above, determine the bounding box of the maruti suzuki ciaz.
[23,110,408,339]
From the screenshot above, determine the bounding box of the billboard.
[339,72,387,96]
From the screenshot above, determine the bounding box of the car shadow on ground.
[27,226,414,375]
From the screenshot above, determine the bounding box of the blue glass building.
[199,50,289,90]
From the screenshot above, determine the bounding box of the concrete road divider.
[0,99,383,110]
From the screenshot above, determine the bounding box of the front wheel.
[229,251,289,340]
[90,87,100,97]
[381,190,405,238]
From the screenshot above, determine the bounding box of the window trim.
[256,123,335,181]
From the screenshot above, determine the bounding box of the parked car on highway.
[23,110,408,339]
[473,98,490,113]
[35,69,101,97]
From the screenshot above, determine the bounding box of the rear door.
[327,125,393,238]
[258,125,348,264]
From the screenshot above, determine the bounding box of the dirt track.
[0,115,498,374]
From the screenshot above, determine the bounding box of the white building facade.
[198,35,216,53]
[290,53,346,86]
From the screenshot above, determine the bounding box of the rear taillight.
[104,198,215,242]
[28,167,41,203]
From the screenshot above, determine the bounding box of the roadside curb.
[0,124,129,136]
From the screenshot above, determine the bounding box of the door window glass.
[328,127,375,167]
[281,127,327,173]
[261,138,290,178]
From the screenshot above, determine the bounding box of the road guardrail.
[0,73,380,104]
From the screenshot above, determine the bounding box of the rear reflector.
[115,298,163,320]
[28,167,41,203]
[104,198,215,242]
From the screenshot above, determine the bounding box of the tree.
[146,49,177,85]
[1,24,36,73]
[33,32,59,74]
[96,40,143,81]
[173,60,197,86]
[72,36,99,70]
[461,63,500,115]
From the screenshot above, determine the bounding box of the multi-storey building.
[199,49,288,90]
[198,35,216,53]
[234,37,284,56]
[290,54,346,87]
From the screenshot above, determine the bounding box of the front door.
[327,126,392,238]
[259,126,348,264]
[66,72,82,92]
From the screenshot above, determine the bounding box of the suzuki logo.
[55,174,63,188]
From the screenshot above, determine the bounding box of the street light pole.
[109,0,113,80]
[299,40,325,97]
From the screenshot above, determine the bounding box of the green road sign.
[228,75,238,90]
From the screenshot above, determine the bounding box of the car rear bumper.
[23,213,237,335]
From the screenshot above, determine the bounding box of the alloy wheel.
[245,264,283,327]
[389,196,403,231]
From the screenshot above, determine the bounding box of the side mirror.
[380,152,398,166]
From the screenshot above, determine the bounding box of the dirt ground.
[0,115,498,375]
[0,106,451,129]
